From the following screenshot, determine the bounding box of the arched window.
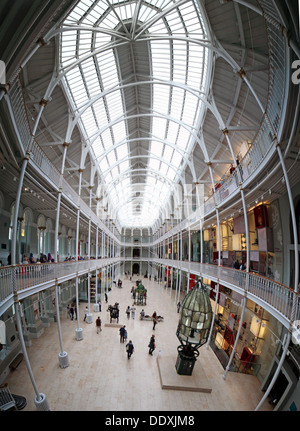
[37,215,46,258]
[21,208,33,255]
[45,218,53,257]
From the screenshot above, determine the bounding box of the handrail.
[155,258,299,326]
[1,258,299,328]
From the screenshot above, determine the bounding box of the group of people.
[233,260,246,271]
[119,325,156,359]
[66,276,161,360]
[67,303,77,320]
[19,252,54,265]
[126,305,136,319]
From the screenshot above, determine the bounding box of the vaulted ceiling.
[0,0,284,232]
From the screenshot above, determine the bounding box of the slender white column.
[55,284,69,368]
[255,333,291,411]
[276,143,299,318]
[54,142,69,263]
[86,270,93,323]
[206,282,219,349]
[11,153,29,265]
[75,275,83,340]
[14,293,50,410]
[10,98,46,265]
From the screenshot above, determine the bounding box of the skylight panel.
[159,162,168,176]
[101,128,113,150]
[92,137,104,158]
[61,0,211,228]
[93,99,108,128]
[177,126,190,150]
[111,166,119,179]
[150,140,163,157]
[116,143,128,160]
[105,91,124,120]
[77,31,94,57]
[138,4,159,23]
[107,150,116,167]
[164,10,184,33]
[64,3,87,23]
[149,158,160,171]
[112,123,126,145]
[119,160,130,173]
[152,117,167,140]
[167,122,180,143]
[153,85,170,115]
[97,51,119,88]
[171,150,183,166]
[162,144,173,162]
[182,92,198,124]
[99,157,109,173]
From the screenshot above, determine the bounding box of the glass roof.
[60,0,211,228]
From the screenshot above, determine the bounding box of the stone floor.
[4,275,273,412]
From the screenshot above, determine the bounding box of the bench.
[9,353,24,370]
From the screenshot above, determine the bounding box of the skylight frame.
[60,0,212,228]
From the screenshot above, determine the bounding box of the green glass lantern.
[175,280,213,375]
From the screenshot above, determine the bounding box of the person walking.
[152,311,158,330]
[177,302,181,313]
[96,316,102,333]
[126,306,131,319]
[70,305,74,320]
[119,325,126,343]
[105,292,108,303]
[131,306,136,319]
[148,335,155,355]
[126,340,134,359]
[98,299,102,312]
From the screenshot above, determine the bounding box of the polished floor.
[5,276,273,411]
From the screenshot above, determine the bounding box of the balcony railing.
[1,258,298,330]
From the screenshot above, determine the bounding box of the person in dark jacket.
[126,340,134,359]
[148,335,155,355]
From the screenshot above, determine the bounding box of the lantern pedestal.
[157,355,212,393]
[175,351,197,375]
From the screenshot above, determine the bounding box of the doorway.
[132,263,140,274]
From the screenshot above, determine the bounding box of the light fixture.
[175,280,213,375]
